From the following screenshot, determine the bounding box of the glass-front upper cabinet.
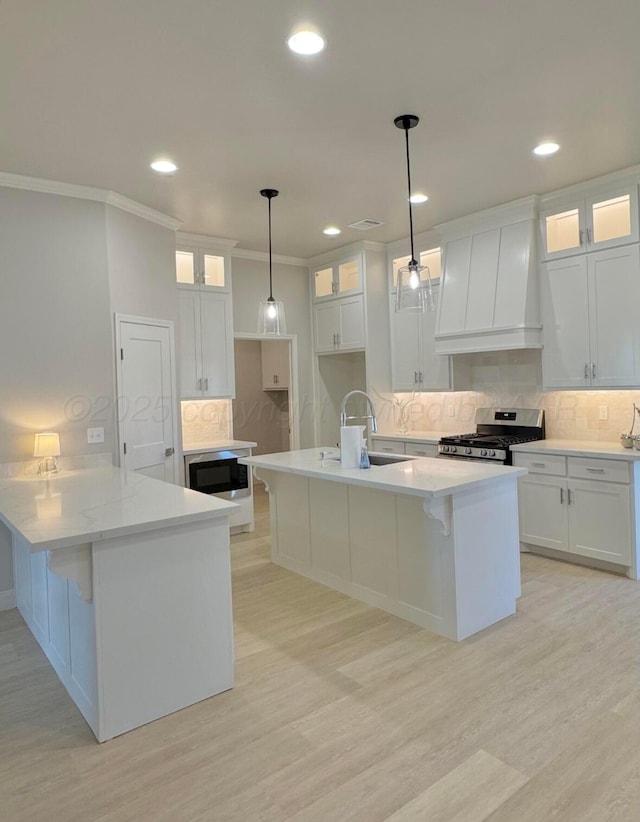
[176,247,229,290]
[312,255,363,301]
[541,183,639,260]
[391,247,442,289]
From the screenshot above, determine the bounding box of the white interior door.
[116,318,178,483]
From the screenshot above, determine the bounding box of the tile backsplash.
[181,400,232,446]
[382,351,640,440]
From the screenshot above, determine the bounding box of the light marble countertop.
[511,439,640,461]
[0,465,237,551]
[182,440,257,455]
[371,430,451,444]
[241,448,526,499]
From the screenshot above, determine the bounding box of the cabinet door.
[335,256,362,297]
[541,256,591,389]
[418,286,452,390]
[314,302,339,353]
[517,475,569,551]
[541,203,586,260]
[199,292,235,397]
[337,295,365,350]
[404,443,438,458]
[261,340,289,390]
[568,479,631,565]
[178,289,203,398]
[313,265,335,300]
[586,187,639,251]
[588,244,640,387]
[390,312,420,392]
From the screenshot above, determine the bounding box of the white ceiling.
[1,0,639,258]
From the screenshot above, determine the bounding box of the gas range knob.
[464,448,472,455]
[450,446,457,454]
[488,449,496,457]
[441,445,449,453]
[481,449,487,456]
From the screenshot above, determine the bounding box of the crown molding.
[539,163,640,205]
[0,171,182,230]
[307,239,386,267]
[231,247,308,267]
[176,231,238,250]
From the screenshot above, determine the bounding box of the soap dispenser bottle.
[359,439,370,469]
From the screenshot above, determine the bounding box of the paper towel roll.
[340,425,364,469]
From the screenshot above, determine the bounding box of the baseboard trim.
[0,588,16,611]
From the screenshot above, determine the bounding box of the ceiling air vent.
[347,218,383,230]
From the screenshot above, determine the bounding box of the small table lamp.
[34,432,61,476]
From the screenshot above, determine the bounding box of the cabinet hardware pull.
[414,371,418,383]
[420,371,423,382]
[560,487,564,504]
[584,363,589,379]
[336,333,340,345]
[204,377,209,391]
[165,447,175,457]
[197,378,202,390]
[567,489,573,505]
[531,461,546,467]
[579,229,584,246]
[586,467,605,473]
[591,362,596,379]
[586,227,592,244]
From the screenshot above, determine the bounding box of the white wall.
[0,187,115,596]
[230,257,314,448]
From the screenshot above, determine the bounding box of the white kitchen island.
[242,449,527,641]
[0,460,236,742]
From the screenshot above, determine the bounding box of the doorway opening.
[232,334,299,458]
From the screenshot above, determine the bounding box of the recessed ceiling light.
[409,193,429,204]
[150,159,177,174]
[533,142,560,156]
[323,226,341,236]
[287,30,325,55]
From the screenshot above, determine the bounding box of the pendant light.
[257,188,287,335]
[394,114,435,312]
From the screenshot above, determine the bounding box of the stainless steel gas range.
[438,408,545,465]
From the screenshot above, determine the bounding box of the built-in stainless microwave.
[185,449,251,499]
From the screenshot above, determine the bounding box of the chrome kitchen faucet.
[339,390,378,433]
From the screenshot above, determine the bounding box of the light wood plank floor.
[1,483,639,821]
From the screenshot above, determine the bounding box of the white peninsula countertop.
[241,448,526,499]
[0,465,236,551]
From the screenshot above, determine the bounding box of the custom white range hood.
[434,196,542,354]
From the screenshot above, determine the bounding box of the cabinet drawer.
[568,456,630,484]
[371,439,405,455]
[404,443,438,458]
[513,452,566,476]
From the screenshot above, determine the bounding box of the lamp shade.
[33,432,61,458]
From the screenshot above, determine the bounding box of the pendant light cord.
[404,125,417,265]
[267,194,273,301]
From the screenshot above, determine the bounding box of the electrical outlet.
[599,405,609,421]
[447,405,455,417]
[87,427,105,444]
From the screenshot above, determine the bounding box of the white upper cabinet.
[175,247,229,291]
[261,340,290,390]
[312,255,363,301]
[434,197,541,354]
[541,181,639,261]
[542,244,640,389]
[314,294,366,354]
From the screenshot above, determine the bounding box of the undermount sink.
[367,454,413,466]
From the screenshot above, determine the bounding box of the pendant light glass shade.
[257,188,287,335]
[258,297,287,335]
[393,114,435,313]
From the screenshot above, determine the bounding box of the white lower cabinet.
[515,452,633,570]
[314,294,365,354]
